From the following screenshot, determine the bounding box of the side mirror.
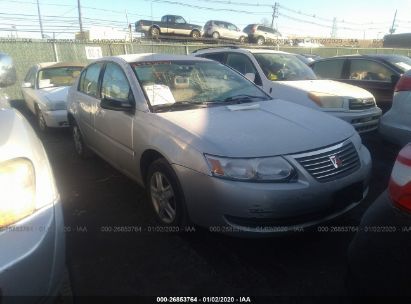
[0,53,17,88]
[244,73,256,83]
[100,97,134,112]
[22,82,33,88]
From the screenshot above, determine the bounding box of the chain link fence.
[1,40,411,100]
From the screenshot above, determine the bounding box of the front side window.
[101,63,131,102]
[348,59,395,82]
[79,63,103,97]
[175,17,186,24]
[254,53,317,81]
[24,67,36,87]
[38,66,83,89]
[131,60,269,112]
[311,60,344,79]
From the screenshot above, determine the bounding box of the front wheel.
[191,30,201,39]
[146,158,187,226]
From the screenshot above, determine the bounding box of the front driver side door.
[94,62,135,175]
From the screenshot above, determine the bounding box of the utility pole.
[125,10,132,42]
[389,9,397,34]
[77,0,83,34]
[36,0,44,39]
[271,2,279,30]
[330,17,337,38]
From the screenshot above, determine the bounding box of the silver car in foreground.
[67,54,372,236]
[21,62,84,131]
[380,69,411,146]
[0,54,65,298]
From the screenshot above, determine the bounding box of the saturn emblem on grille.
[329,155,343,168]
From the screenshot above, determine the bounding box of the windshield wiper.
[152,101,207,113]
[214,94,267,104]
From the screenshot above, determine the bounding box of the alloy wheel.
[150,171,176,224]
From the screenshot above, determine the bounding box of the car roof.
[319,54,406,61]
[37,62,85,69]
[193,47,288,55]
[98,53,211,64]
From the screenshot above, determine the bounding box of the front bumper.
[174,145,372,237]
[43,110,69,128]
[0,198,65,299]
[329,107,382,133]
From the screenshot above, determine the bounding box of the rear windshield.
[38,66,83,89]
[384,55,411,72]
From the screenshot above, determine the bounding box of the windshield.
[254,53,317,81]
[131,60,269,112]
[38,66,83,89]
[384,55,411,72]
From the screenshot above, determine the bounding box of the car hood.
[280,79,374,98]
[38,86,70,102]
[156,99,355,157]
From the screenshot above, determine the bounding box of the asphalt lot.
[12,100,401,298]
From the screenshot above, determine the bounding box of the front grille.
[294,142,360,182]
[349,98,375,110]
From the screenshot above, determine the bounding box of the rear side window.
[79,63,103,97]
[200,53,225,64]
[312,60,344,79]
[226,53,257,75]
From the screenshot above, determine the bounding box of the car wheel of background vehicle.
[239,36,245,43]
[149,27,160,37]
[212,31,220,39]
[257,36,265,45]
[35,105,48,132]
[191,30,201,39]
[146,158,188,227]
[72,120,92,159]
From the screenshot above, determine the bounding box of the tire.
[256,36,265,45]
[146,158,188,226]
[191,30,201,39]
[71,120,92,159]
[212,31,220,39]
[239,36,245,43]
[35,105,48,132]
[149,27,160,37]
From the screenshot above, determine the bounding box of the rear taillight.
[394,75,411,92]
[389,144,411,213]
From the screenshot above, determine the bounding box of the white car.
[203,20,247,42]
[0,54,65,298]
[21,62,84,131]
[379,70,411,146]
[194,48,382,133]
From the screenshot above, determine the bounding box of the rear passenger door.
[76,62,104,149]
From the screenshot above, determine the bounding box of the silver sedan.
[67,54,372,236]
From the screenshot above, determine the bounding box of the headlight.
[204,155,296,182]
[0,156,58,228]
[0,158,36,228]
[46,100,66,111]
[308,92,345,108]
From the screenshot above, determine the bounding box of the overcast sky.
[0,0,410,39]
